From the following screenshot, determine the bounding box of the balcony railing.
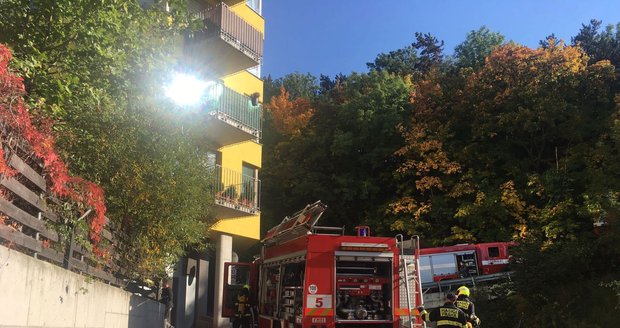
[203,82,262,139]
[196,2,263,65]
[206,0,246,6]
[208,164,260,215]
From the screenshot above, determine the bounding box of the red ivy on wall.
[0,44,107,245]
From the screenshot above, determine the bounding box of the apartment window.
[206,151,220,168]
[241,163,257,205]
[246,0,261,15]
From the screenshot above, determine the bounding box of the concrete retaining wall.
[0,245,164,328]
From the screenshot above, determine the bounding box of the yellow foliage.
[388,198,432,221]
[389,197,419,215]
[469,42,591,100]
[448,181,475,198]
[501,181,526,213]
[448,226,477,243]
[475,191,486,205]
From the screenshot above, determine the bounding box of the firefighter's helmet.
[457,286,470,296]
[243,284,250,290]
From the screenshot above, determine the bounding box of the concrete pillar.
[196,259,209,313]
[213,233,233,328]
[195,259,210,328]
[184,258,198,327]
[174,258,197,328]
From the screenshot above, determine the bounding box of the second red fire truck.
[418,242,515,288]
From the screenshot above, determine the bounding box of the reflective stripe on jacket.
[455,295,475,317]
[421,302,468,328]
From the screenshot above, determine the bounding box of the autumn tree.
[268,87,315,136]
[389,39,620,325]
[392,40,616,244]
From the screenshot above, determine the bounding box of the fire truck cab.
[222,201,425,328]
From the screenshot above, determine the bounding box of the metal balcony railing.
[196,2,264,64]
[208,164,261,214]
[203,82,262,138]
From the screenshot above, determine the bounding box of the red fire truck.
[222,201,425,328]
[418,242,515,290]
[409,242,515,308]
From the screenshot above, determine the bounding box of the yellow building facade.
[174,1,264,327]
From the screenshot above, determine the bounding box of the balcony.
[187,2,263,76]
[208,164,261,218]
[207,0,246,6]
[202,82,262,146]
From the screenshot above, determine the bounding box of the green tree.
[261,71,412,233]
[572,19,620,94]
[0,0,214,277]
[573,19,620,67]
[367,45,419,76]
[367,32,444,76]
[454,26,505,70]
[263,72,319,103]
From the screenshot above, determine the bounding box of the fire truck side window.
[260,265,280,317]
[229,265,250,285]
[419,256,433,283]
[281,262,305,286]
[429,254,455,278]
[488,246,500,258]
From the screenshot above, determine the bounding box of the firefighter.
[456,286,481,328]
[160,281,173,323]
[417,293,468,328]
[233,285,252,328]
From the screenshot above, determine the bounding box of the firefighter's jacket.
[420,302,468,328]
[455,295,475,318]
[456,295,480,326]
[235,290,251,317]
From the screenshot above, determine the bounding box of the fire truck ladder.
[261,201,328,246]
[397,235,426,328]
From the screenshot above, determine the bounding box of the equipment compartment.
[335,260,393,322]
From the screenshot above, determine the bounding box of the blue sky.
[262,0,620,78]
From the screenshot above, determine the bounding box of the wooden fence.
[0,127,126,287]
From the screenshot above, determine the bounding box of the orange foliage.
[390,70,462,223]
[268,86,314,136]
[0,44,107,246]
[396,73,461,194]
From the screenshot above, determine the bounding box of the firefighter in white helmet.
[455,286,481,328]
